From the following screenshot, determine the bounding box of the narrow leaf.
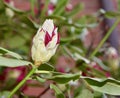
[50,84,65,98]
[30,0,36,16]
[49,73,80,84]
[0,47,22,59]
[75,89,93,98]
[36,76,46,83]
[100,9,120,18]
[53,0,68,15]
[0,56,32,67]
[66,4,83,17]
[81,76,120,95]
[4,2,25,14]
[40,0,50,18]
[38,63,55,71]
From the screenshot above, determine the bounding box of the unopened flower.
[66,4,73,12]
[31,19,60,66]
[47,4,55,15]
[6,8,14,18]
[105,47,119,71]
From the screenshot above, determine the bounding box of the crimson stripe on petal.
[56,33,60,44]
[44,31,52,46]
[52,26,56,37]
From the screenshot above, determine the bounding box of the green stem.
[8,67,37,98]
[90,19,120,59]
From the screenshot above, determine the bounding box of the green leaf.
[40,0,50,19]
[7,36,26,48]
[74,53,90,64]
[46,15,66,21]
[93,57,109,71]
[38,63,55,71]
[75,89,93,98]
[0,56,32,67]
[49,73,80,84]
[53,0,68,15]
[4,2,26,14]
[66,4,83,17]
[50,84,65,98]
[36,76,46,83]
[30,0,36,16]
[20,16,39,29]
[94,91,103,98]
[0,47,22,59]
[104,11,120,18]
[62,22,97,29]
[81,76,120,95]
[61,34,80,43]
[0,91,10,98]
[0,0,5,11]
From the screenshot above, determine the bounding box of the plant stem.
[90,19,120,59]
[8,66,37,98]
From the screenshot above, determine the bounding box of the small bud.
[31,19,60,66]
[6,8,14,18]
[105,47,119,71]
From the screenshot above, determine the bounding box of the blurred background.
[0,0,120,97]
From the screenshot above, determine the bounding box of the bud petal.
[31,19,60,65]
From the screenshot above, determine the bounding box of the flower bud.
[105,47,119,71]
[6,8,14,18]
[31,19,60,66]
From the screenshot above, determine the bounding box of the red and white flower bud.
[31,19,60,65]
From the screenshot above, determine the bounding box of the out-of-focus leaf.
[50,84,65,98]
[74,53,90,64]
[53,0,68,15]
[0,47,22,59]
[62,22,97,29]
[46,15,66,21]
[0,56,32,67]
[36,76,46,83]
[40,0,50,18]
[105,11,120,18]
[4,2,26,14]
[0,91,10,98]
[81,76,120,95]
[75,89,93,98]
[38,63,55,71]
[20,16,39,29]
[30,0,36,16]
[61,34,80,43]
[49,73,80,84]
[66,4,83,17]
[63,46,90,63]
[70,46,83,54]
[93,57,109,71]
[94,91,103,98]
[7,36,26,48]
[0,0,5,11]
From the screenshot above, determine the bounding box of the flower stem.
[8,66,37,98]
[90,19,120,59]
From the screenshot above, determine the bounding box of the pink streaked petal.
[44,31,52,46]
[56,33,60,44]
